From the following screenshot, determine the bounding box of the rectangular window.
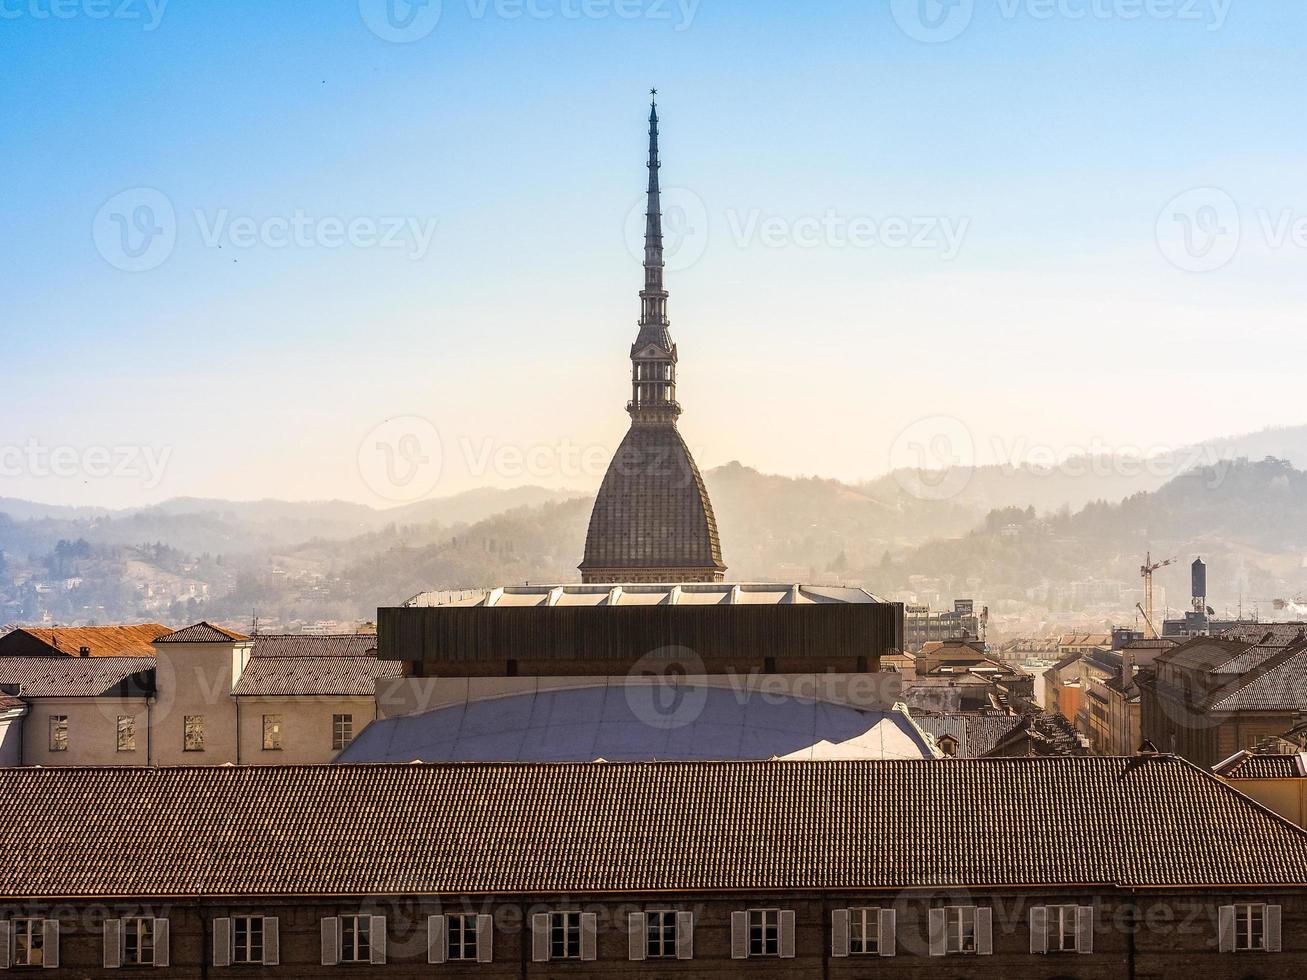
[341,915,371,963]
[447,914,479,962]
[1234,904,1266,952]
[233,916,264,964]
[748,909,781,957]
[332,714,354,751]
[13,918,45,967]
[646,910,677,958]
[49,715,68,752]
[549,912,582,960]
[849,907,880,955]
[117,715,136,752]
[946,906,977,954]
[125,917,155,966]
[262,714,283,751]
[1049,905,1079,953]
[183,715,205,752]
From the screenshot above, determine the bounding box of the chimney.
[78,646,91,658]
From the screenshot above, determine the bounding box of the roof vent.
[78,646,91,658]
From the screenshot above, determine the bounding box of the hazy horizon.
[6,1,1307,509]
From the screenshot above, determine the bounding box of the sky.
[2,0,1306,508]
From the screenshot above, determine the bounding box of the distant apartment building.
[1138,625,1307,767]
[1075,639,1178,755]
[903,600,981,652]
[0,624,396,767]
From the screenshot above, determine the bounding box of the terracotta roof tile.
[0,624,169,658]
[0,757,1303,898]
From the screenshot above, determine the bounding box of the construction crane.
[1140,552,1177,640]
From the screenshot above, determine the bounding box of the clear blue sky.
[3,0,1305,507]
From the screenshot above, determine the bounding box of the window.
[748,909,781,957]
[183,715,205,752]
[946,906,977,954]
[262,714,283,751]
[448,914,479,961]
[125,917,155,966]
[116,715,136,752]
[234,916,264,964]
[332,714,354,751]
[1048,905,1079,953]
[1234,904,1266,952]
[646,910,677,958]
[550,912,582,960]
[850,907,880,955]
[13,918,45,966]
[341,915,371,963]
[48,715,68,752]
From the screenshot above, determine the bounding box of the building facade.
[1,758,1305,976]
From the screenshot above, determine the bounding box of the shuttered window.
[849,907,880,954]
[1234,904,1269,951]
[447,914,478,961]
[234,915,264,964]
[645,910,677,958]
[1049,904,1078,952]
[946,906,976,954]
[748,909,780,956]
[550,912,582,960]
[124,917,155,966]
[13,918,44,967]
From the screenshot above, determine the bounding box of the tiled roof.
[0,657,153,698]
[155,622,250,644]
[250,634,377,658]
[232,656,401,697]
[1211,645,1307,712]
[914,714,1024,758]
[0,624,169,658]
[1214,751,1307,779]
[0,758,1303,898]
[0,692,24,712]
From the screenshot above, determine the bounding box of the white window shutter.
[975,907,992,956]
[370,916,386,964]
[427,915,446,965]
[831,908,849,957]
[676,911,693,960]
[476,914,493,963]
[153,919,170,968]
[0,920,10,970]
[41,921,58,970]
[1218,905,1235,953]
[580,913,598,961]
[1076,906,1094,954]
[213,918,231,967]
[1029,905,1047,954]
[730,911,748,959]
[531,914,549,962]
[320,917,339,966]
[779,909,796,959]
[928,908,946,957]
[1265,905,1282,953]
[628,913,646,961]
[263,917,280,966]
[879,909,896,957]
[104,919,122,969]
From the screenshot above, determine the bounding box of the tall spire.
[644,89,664,295]
[635,89,672,356]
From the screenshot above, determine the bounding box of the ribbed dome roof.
[581,423,724,580]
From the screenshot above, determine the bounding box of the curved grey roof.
[338,686,936,763]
